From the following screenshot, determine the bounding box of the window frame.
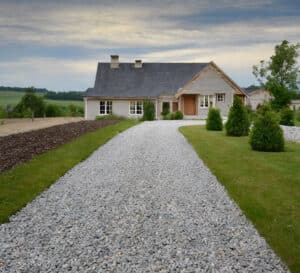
[99,100,112,115]
[216,93,225,102]
[129,101,143,115]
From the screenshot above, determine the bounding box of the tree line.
[0,86,83,101]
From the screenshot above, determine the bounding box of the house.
[245,88,272,110]
[84,55,247,120]
[291,99,300,110]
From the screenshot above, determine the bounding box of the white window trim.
[99,101,112,115]
[216,93,225,102]
[129,101,143,115]
[199,95,216,109]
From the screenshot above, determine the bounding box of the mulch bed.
[0,120,119,172]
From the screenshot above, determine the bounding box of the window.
[200,95,209,108]
[216,93,225,102]
[99,101,112,115]
[130,101,143,115]
[200,95,215,108]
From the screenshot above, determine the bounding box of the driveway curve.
[0,121,288,273]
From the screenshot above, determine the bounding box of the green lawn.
[0,120,138,223]
[180,125,300,273]
[0,90,83,108]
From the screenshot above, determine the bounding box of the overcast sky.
[0,0,299,91]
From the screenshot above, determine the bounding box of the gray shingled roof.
[85,63,209,98]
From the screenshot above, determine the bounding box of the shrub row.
[206,97,285,152]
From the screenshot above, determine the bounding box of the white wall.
[85,99,146,120]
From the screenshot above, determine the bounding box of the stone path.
[0,121,288,272]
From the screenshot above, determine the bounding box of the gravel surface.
[0,121,289,273]
[281,125,300,142]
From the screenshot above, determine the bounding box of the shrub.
[206,108,223,131]
[67,104,84,117]
[45,104,63,117]
[173,111,183,120]
[279,107,294,126]
[161,102,170,117]
[225,96,250,136]
[95,114,125,120]
[142,100,155,121]
[296,109,300,122]
[0,106,7,119]
[162,111,183,120]
[250,108,284,152]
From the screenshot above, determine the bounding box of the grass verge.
[0,120,138,223]
[180,125,300,273]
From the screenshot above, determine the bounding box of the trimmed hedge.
[225,96,250,136]
[206,108,223,131]
[250,106,284,152]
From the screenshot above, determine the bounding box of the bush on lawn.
[206,108,223,131]
[296,109,300,122]
[250,106,284,152]
[142,100,155,121]
[279,107,294,126]
[225,96,250,136]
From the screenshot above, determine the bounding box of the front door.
[183,95,196,115]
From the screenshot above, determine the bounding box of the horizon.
[0,0,299,92]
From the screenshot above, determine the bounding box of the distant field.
[0,91,83,107]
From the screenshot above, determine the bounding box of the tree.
[253,40,300,110]
[225,96,250,136]
[206,108,223,131]
[19,87,45,119]
[250,104,284,152]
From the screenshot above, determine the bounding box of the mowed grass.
[180,125,300,273]
[0,90,83,107]
[0,120,138,223]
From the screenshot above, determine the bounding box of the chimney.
[110,55,119,69]
[134,59,142,69]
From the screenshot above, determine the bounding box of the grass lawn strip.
[180,125,300,273]
[0,120,138,223]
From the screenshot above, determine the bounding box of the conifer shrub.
[206,108,223,131]
[225,96,250,136]
[143,100,155,121]
[279,107,294,126]
[250,105,284,152]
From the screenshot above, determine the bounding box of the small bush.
[250,108,284,152]
[206,108,223,131]
[279,107,294,126]
[0,106,7,119]
[95,114,125,120]
[173,111,183,120]
[163,111,183,120]
[225,96,250,136]
[296,109,300,122]
[161,102,170,118]
[45,104,63,117]
[67,104,83,117]
[142,100,155,121]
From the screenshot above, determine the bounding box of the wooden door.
[183,95,196,115]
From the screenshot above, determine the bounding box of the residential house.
[84,55,247,120]
[245,88,272,110]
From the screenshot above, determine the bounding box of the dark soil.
[0,120,119,172]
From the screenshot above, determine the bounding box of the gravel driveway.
[0,121,288,273]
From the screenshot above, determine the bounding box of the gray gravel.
[0,120,289,273]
